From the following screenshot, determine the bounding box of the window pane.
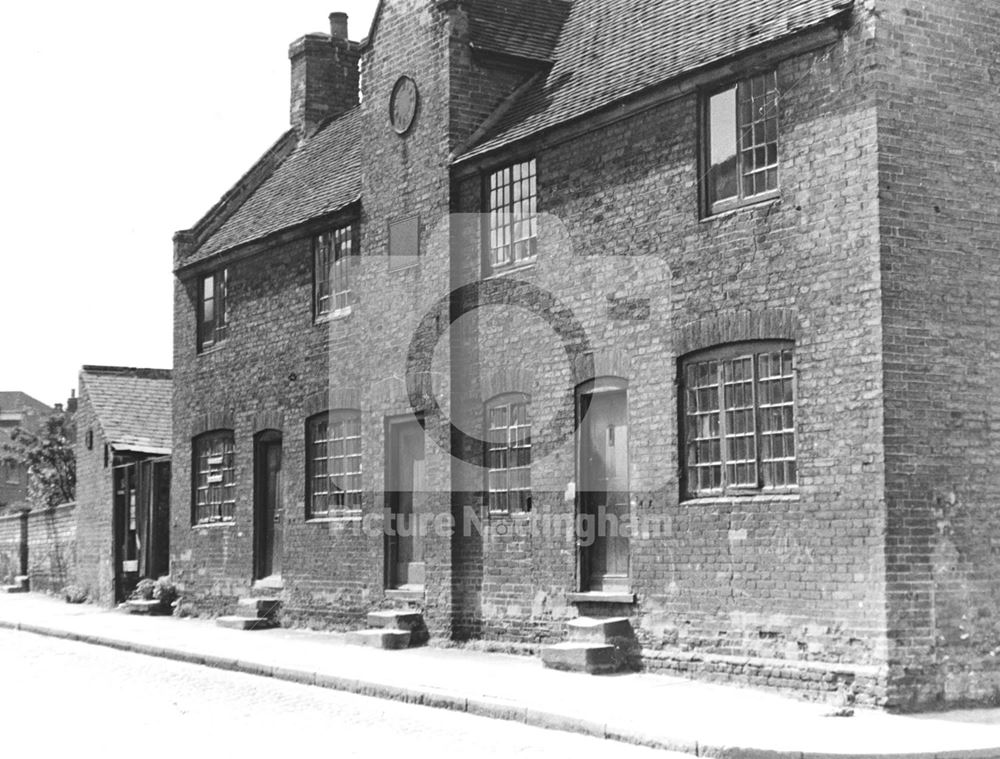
[308,411,362,518]
[486,398,531,511]
[758,348,796,488]
[708,87,738,205]
[194,432,235,524]
[685,360,723,494]
[488,160,537,271]
[684,343,795,496]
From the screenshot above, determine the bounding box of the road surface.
[0,628,689,758]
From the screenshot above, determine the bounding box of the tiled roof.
[81,367,173,454]
[0,392,53,418]
[194,108,364,261]
[461,0,852,160]
[467,0,572,62]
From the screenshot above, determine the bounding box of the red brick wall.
[25,503,76,593]
[452,13,889,702]
[170,0,1000,708]
[0,510,25,582]
[874,0,1000,710]
[172,0,460,632]
[0,504,76,593]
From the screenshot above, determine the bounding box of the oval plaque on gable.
[390,75,419,135]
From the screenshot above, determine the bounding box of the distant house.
[0,391,55,511]
[74,366,172,604]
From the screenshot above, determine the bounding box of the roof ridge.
[81,366,172,380]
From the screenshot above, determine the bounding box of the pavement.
[0,592,998,759]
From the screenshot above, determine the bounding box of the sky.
[0,1,379,408]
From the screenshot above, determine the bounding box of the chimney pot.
[330,12,348,39]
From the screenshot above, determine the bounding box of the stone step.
[235,597,281,619]
[216,615,278,631]
[540,642,619,674]
[566,616,635,644]
[367,610,423,631]
[345,629,412,650]
[366,610,428,645]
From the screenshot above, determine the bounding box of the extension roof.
[460,0,852,160]
[80,367,173,455]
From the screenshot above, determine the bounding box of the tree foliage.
[1,415,76,509]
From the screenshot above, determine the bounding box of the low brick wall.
[642,648,887,707]
[0,503,76,592]
[0,510,26,582]
[26,503,76,592]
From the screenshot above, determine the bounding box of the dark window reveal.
[198,268,228,352]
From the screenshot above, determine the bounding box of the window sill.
[197,343,227,358]
[488,509,533,520]
[388,259,421,274]
[306,513,362,524]
[192,521,236,530]
[385,588,424,603]
[315,306,352,325]
[701,192,780,223]
[567,591,637,605]
[484,260,537,280]
[681,490,799,505]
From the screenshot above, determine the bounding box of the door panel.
[255,434,283,581]
[266,442,283,578]
[579,389,630,591]
[388,419,426,589]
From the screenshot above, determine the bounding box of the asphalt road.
[0,628,689,758]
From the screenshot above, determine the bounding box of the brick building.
[171,0,1000,710]
[0,391,56,511]
[74,367,172,604]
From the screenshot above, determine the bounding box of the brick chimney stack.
[289,12,360,137]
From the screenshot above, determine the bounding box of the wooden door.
[255,433,283,581]
[579,388,630,591]
[387,419,426,589]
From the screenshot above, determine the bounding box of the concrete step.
[2,575,30,593]
[367,610,423,631]
[346,629,412,650]
[540,642,618,674]
[566,616,635,644]
[235,597,281,619]
[216,615,278,631]
[366,610,428,645]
